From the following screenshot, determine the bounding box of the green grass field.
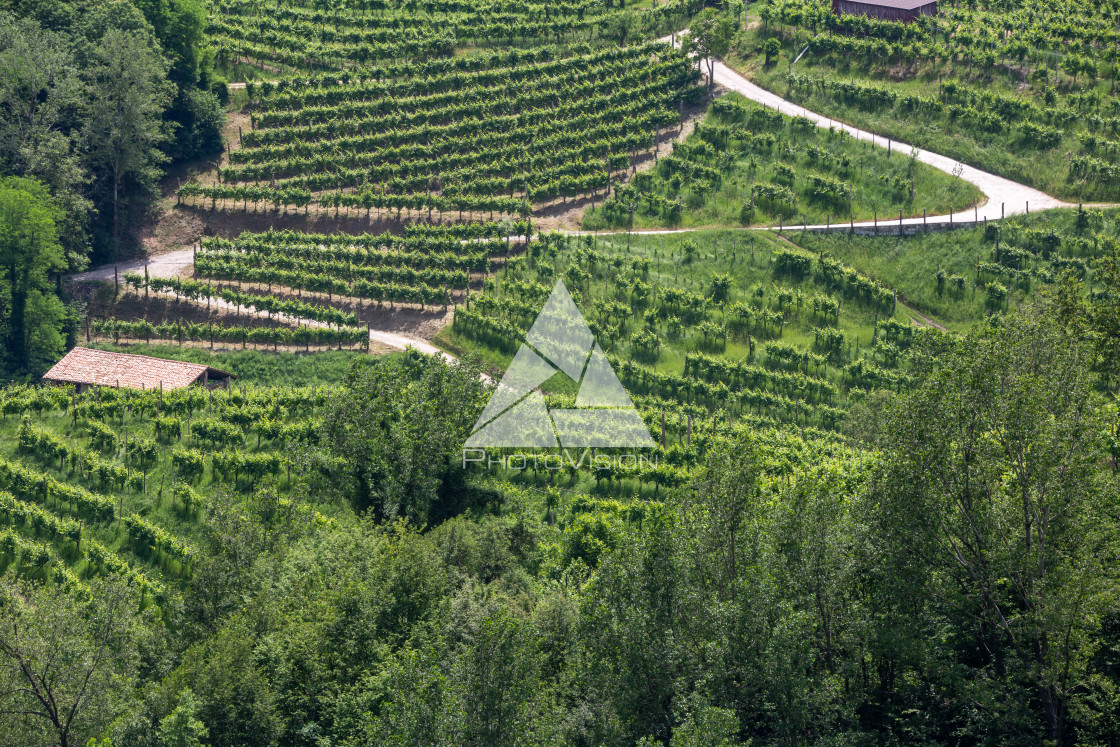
[582,92,982,231]
[787,206,1120,324]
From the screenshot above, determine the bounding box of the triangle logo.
[466,280,655,449]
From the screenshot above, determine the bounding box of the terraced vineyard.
[96,222,527,347]
[587,92,982,229]
[182,41,703,217]
[793,205,1120,325]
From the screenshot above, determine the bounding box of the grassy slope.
[785,206,1120,325]
[584,92,982,231]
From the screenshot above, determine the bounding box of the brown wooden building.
[831,0,937,22]
[42,347,235,392]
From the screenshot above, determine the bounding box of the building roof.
[836,0,937,8]
[42,347,234,390]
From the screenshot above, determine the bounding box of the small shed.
[831,0,937,22]
[42,347,235,392]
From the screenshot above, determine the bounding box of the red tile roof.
[42,347,233,390]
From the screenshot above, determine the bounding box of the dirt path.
[71,254,444,356]
[897,301,948,332]
[70,250,195,283]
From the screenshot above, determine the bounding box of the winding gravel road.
[709,62,1069,227]
[74,44,1083,351]
[668,33,1072,231]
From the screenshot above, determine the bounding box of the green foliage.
[0,573,152,747]
[0,177,68,375]
[0,0,221,262]
[322,353,488,522]
[156,689,209,747]
[871,309,1116,740]
[686,8,736,89]
[763,37,781,66]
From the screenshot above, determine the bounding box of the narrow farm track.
[71,250,195,283]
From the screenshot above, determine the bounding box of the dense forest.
[0,0,225,374]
